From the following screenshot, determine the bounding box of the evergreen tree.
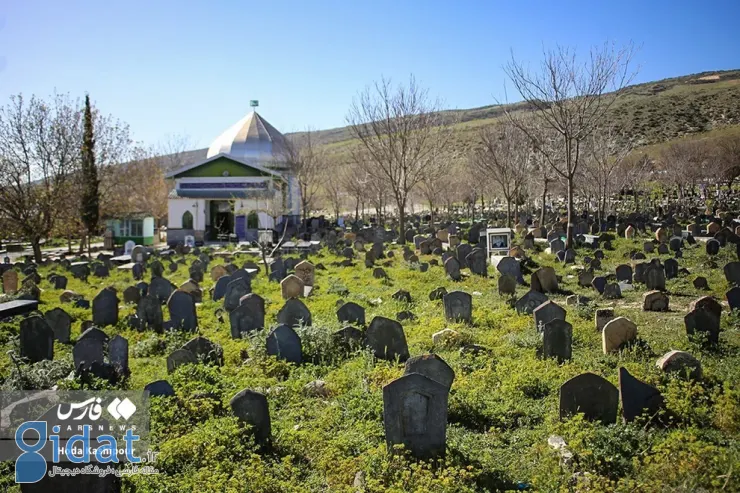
[80,94,99,248]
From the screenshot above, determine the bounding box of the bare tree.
[504,42,637,248]
[103,146,169,221]
[715,134,740,190]
[0,94,82,261]
[615,152,652,212]
[322,161,345,221]
[660,139,709,201]
[583,125,633,224]
[278,128,323,231]
[156,133,195,172]
[346,76,454,243]
[471,122,531,227]
[338,163,368,223]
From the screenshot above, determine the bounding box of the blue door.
[235,215,246,241]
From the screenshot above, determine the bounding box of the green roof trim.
[172,156,275,179]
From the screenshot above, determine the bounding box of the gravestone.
[403,354,455,388]
[693,276,709,290]
[684,308,720,345]
[73,337,104,369]
[643,290,669,311]
[429,287,447,301]
[456,244,472,269]
[515,290,549,315]
[108,335,129,375]
[333,326,366,353]
[669,236,683,252]
[2,270,18,294]
[92,288,119,327]
[210,265,228,281]
[182,336,222,366]
[294,260,315,287]
[392,290,412,303]
[150,260,164,278]
[619,367,664,423]
[644,264,666,291]
[578,269,594,288]
[212,274,233,301]
[531,267,558,293]
[595,308,615,332]
[726,286,740,311]
[224,278,251,312]
[167,290,198,331]
[602,317,637,353]
[444,257,461,281]
[382,373,448,459]
[145,380,175,397]
[44,307,71,343]
[19,315,54,363]
[543,319,572,363]
[643,242,654,253]
[123,286,141,305]
[166,348,197,373]
[281,274,305,300]
[136,294,163,331]
[664,258,678,280]
[443,291,472,323]
[52,275,68,290]
[590,276,607,295]
[706,239,720,256]
[92,263,109,278]
[657,244,669,255]
[724,261,740,285]
[230,389,271,444]
[230,295,265,338]
[533,300,566,332]
[496,256,523,284]
[603,283,622,299]
[277,298,312,327]
[266,324,303,364]
[178,279,202,303]
[656,350,702,380]
[366,316,410,361]
[615,264,633,283]
[337,302,366,326]
[498,275,517,296]
[465,248,487,277]
[132,263,144,281]
[549,238,565,253]
[559,373,618,424]
[149,277,174,304]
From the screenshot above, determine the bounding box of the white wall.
[168,198,206,230]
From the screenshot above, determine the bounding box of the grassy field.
[0,233,739,492]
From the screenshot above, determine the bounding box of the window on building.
[182,210,193,229]
[247,212,259,229]
[120,219,143,237]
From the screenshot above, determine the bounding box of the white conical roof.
[206,111,286,161]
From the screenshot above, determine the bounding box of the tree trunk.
[506,199,512,228]
[428,200,434,225]
[566,177,575,249]
[32,238,42,263]
[540,180,548,227]
[354,198,359,222]
[397,200,406,245]
[78,234,86,255]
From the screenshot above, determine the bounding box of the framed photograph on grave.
[486,228,512,257]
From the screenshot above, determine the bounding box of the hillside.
[171,69,740,169]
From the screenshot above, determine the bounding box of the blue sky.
[1,0,738,148]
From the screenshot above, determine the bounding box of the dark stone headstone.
[684,308,720,346]
[366,316,410,362]
[618,367,665,423]
[382,373,448,459]
[543,319,572,363]
[212,274,233,301]
[92,288,118,327]
[223,278,250,312]
[149,276,174,304]
[145,380,175,397]
[73,337,104,369]
[136,294,163,331]
[108,335,129,374]
[559,372,618,424]
[44,307,71,343]
[19,315,54,363]
[615,264,633,283]
[442,291,472,323]
[337,301,366,326]
[533,300,566,332]
[167,290,198,331]
[403,354,455,388]
[664,258,678,280]
[230,389,271,445]
[515,290,549,315]
[266,324,303,364]
[276,298,312,327]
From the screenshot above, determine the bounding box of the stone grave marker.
[367,316,410,361]
[465,248,487,277]
[44,307,71,343]
[515,290,549,315]
[123,286,141,305]
[149,277,174,304]
[277,298,312,327]
[20,315,54,363]
[724,261,740,285]
[108,335,129,375]
[619,367,664,423]
[726,287,740,311]
[73,337,104,369]
[230,389,271,445]
[444,257,461,281]
[382,373,448,459]
[230,297,265,338]
[531,267,558,293]
[337,302,365,326]
[294,260,315,286]
[136,294,163,331]
[281,275,305,300]
[166,348,197,373]
[167,290,198,331]
[533,300,566,332]
[403,354,455,388]
[224,278,251,312]
[615,264,633,283]
[684,308,720,345]
[456,244,472,269]
[443,291,472,323]
[52,275,68,290]
[603,283,622,299]
[644,264,666,291]
[92,288,119,327]
[182,336,222,366]
[212,274,233,301]
[643,291,669,311]
[706,239,720,255]
[543,319,572,363]
[656,350,702,380]
[498,275,517,296]
[559,373,618,424]
[266,324,303,364]
[602,317,637,353]
[145,379,175,397]
[2,270,18,294]
[664,258,678,280]
[495,256,523,284]
[595,308,615,332]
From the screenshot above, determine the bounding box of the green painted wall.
[115,235,154,246]
[174,156,271,178]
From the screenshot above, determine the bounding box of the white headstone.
[124,240,135,255]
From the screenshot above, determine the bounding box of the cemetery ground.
[0,236,739,492]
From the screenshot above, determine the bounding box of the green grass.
[0,233,739,492]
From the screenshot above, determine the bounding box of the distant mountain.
[165,69,740,169]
